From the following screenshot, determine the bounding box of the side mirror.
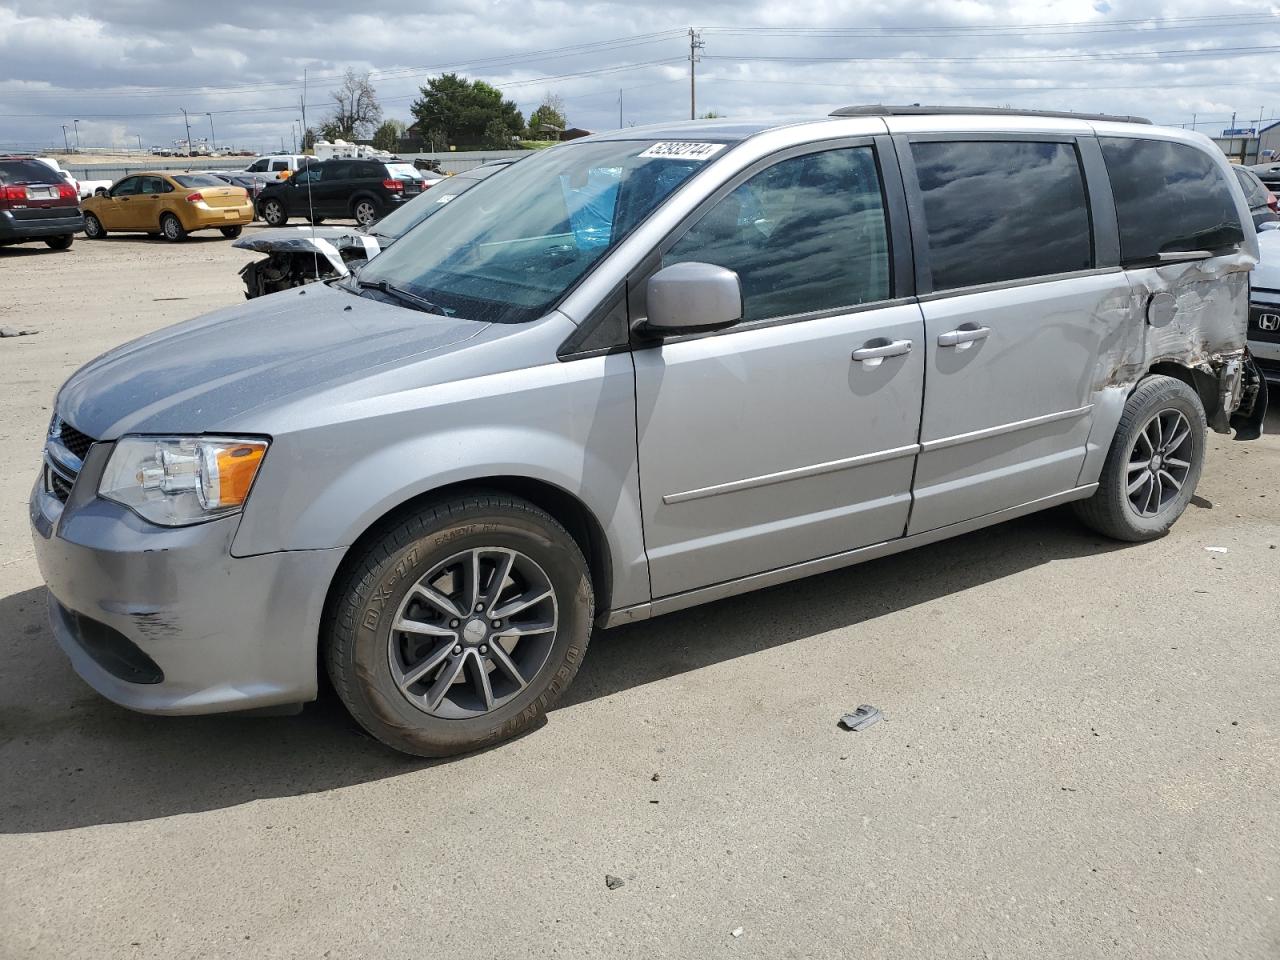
[641,261,743,336]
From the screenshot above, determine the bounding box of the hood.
[57,283,487,440]
[1253,228,1280,289]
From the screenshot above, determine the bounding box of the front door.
[633,143,925,598]
[99,175,141,229]
[900,136,1135,534]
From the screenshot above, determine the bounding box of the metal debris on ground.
[605,875,625,890]
[0,326,39,337]
[1204,546,1229,553]
[731,927,744,938]
[839,705,883,732]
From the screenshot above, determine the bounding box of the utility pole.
[60,124,69,152]
[300,70,309,154]
[136,134,142,152]
[206,112,217,152]
[72,119,80,150]
[181,107,192,156]
[688,27,704,120]
[619,88,623,129]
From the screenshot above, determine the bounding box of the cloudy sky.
[1,0,1278,154]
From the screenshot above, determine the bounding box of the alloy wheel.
[354,201,376,226]
[388,547,559,719]
[1126,408,1193,517]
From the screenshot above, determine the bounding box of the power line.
[704,42,1280,65]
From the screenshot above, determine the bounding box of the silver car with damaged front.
[31,107,1267,756]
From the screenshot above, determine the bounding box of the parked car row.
[234,158,517,296]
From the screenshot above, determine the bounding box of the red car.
[0,156,83,251]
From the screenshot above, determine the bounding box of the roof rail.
[829,104,1152,125]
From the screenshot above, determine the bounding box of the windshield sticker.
[638,142,726,161]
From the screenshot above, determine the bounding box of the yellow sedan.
[82,172,254,242]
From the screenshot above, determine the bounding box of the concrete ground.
[1,229,1278,960]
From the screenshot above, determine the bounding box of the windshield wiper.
[356,278,446,316]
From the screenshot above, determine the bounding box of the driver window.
[248,159,267,172]
[664,146,891,323]
[112,177,140,197]
[270,160,289,172]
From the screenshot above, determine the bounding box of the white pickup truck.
[35,158,112,199]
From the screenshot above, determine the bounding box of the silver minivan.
[31,107,1269,756]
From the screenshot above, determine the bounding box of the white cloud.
[1,0,1277,152]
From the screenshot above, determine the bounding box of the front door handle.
[938,326,991,348]
[851,339,913,367]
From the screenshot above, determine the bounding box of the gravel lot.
[2,231,1279,960]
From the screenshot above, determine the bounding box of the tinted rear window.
[911,140,1093,291]
[1233,166,1268,207]
[0,159,61,185]
[1100,137,1245,265]
[172,174,225,187]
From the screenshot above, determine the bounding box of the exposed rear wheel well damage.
[321,477,614,648]
[1146,360,1217,415]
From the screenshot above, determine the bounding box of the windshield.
[371,166,507,241]
[355,139,719,323]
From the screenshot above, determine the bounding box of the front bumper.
[0,208,84,241]
[29,441,343,715]
[1248,289,1280,381]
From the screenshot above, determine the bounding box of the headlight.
[99,436,268,526]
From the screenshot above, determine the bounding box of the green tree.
[481,118,516,149]
[371,119,406,151]
[410,73,524,148]
[527,92,567,136]
[301,127,318,151]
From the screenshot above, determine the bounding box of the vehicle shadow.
[0,505,1130,834]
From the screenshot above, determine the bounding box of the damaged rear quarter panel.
[1078,253,1256,483]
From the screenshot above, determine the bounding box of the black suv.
[0,157,83,251]
[256,159,426,227]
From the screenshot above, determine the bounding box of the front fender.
[231,351,650,610]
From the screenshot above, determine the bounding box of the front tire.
[44,235,73,250]
[1073,374,1206,541]
[324,493,594,757]
[261,198,287,226]
[219,226,243,239]
[160,213,187,242]
[83,213,106,239]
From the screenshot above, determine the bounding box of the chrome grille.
[44,416,96,503]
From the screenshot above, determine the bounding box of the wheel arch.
[349,191,382,216]
[320,476,616,636]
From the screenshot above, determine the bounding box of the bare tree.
[327,69,382,140]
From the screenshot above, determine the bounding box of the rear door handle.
[851,339,913,366]
[938,326,991,347]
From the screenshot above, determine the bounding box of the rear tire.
[352,198,378,227]
[44,235,73,250]
[1073,374,1206,542]
[261,199,287,226]
[160,213,186,242]
[83,213,106,239]
[324,493,594,757]
[309,216,326,225]
[219,226,243,239]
